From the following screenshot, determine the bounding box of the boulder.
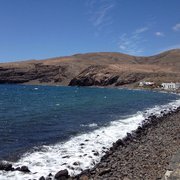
[20,166,30,173]
[0,161,13,171]
[55,169,69,179]
[115,139,124,146]
[73,162,80,166]
[93,152,99,156]
[99,168,111,176]
[79,175,89,180]
[39,176,45,180]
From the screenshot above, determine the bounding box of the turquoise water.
[0,84,180,179]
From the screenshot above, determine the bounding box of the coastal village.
[139,81,180,91]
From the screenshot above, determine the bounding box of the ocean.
[0,84,180,179]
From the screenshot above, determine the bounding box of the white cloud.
[86,0,115,31]
[173,23,180,31]
[93,4,114,27]
[117,27,148,55]
[155,32,164,37]
[134,27,149,34]
[119,45,126,50]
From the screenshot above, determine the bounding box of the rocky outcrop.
[0,162,13,171]
[69,65,146,86]
[0,162,31,173]
[0,63,74,85]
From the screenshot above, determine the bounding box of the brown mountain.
[0,49,179,87]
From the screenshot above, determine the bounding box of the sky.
[0,0,180,62]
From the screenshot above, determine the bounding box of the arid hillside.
[0,49,180,87]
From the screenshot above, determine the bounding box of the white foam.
[1,99,180,180]
[81,123,98,128]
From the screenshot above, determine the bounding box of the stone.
[15,167,21,171]
[115,139,124,146]
[45,177,52,180]
[93,152,99,156]
[48,173,53,176]
[73,162,80,166]
[0,161,13,171]
[62,155,70,159]
[20,166,30,173]
[79,175,89,180]
[99,168,111,176]
[39,176,46,180]
[55,169,69,179]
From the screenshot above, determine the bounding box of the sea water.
[0,85,179,179]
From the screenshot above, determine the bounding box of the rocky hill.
[0,49,180,87]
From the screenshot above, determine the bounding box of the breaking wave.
[0,99,180,180]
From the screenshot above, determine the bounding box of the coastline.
[74,107,180,180]
[23,80,180,95]
[0,85,179,180]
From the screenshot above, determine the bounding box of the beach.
[74,108,180,180]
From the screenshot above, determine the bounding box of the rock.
[99,168,111,176]
[39,176,46,180]
[123,177,131,180]
[62,155,70,159]
[115,139,124,146]
[0,161,13,171]
[73,162,80,166]
[45,177,52,180]
[20,166,30,173]
[135,126,143,135]
[79,175,89,180]
[124,133,133,141]
[55,169,69,179]
[69,65,146,87]
[93,152,99,156]
[48,173,53,176]
[15,167,21,171]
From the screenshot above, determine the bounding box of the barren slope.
[0,49,179,87]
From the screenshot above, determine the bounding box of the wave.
[1,99,180,180]
[80,123,98,128]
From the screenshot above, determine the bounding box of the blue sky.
[0,0,180,62]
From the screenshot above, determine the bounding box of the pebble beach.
[74,108,180,180]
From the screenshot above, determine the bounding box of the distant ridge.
[0,49,179,87]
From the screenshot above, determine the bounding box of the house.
[161,83,180,90]
[139,81,154,87]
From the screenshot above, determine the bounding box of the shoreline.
[1,83,180,96]
[73,107,180,180]
[0,86,179,180]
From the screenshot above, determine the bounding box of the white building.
[139,81,154,87]
[161,83,180,90]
